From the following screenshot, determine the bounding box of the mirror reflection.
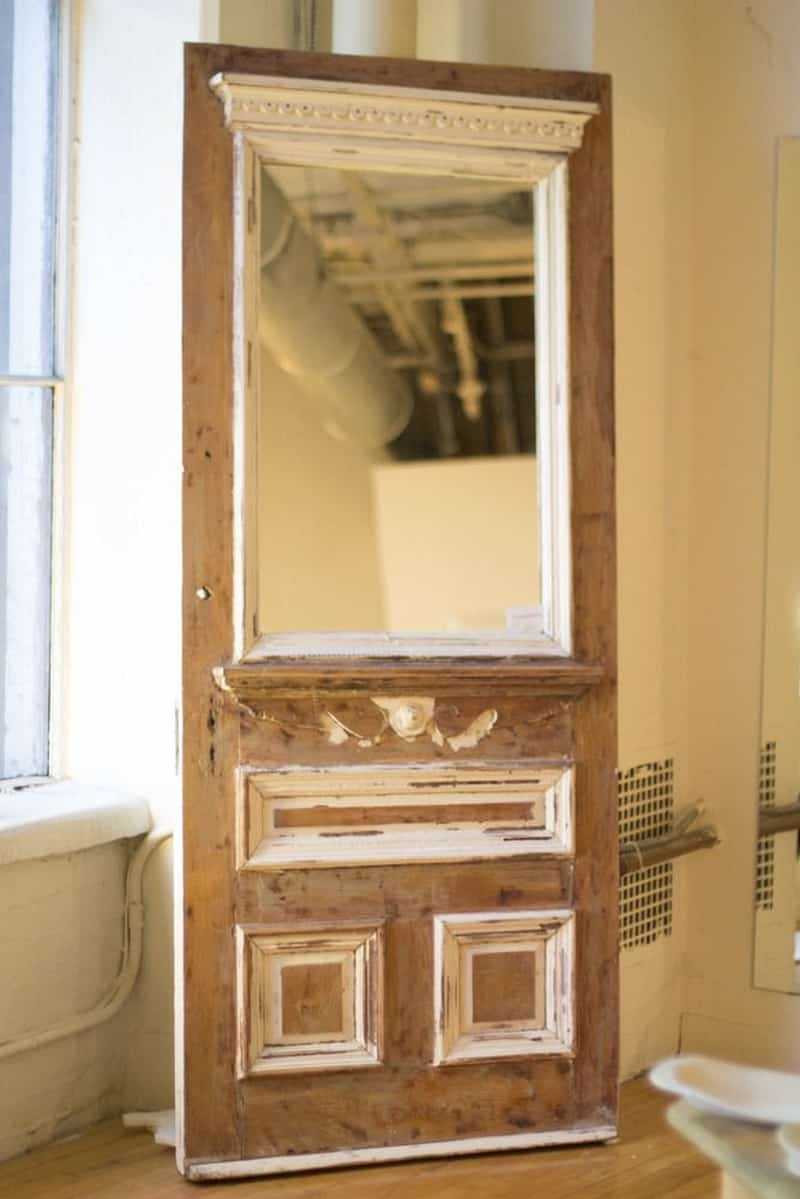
[255,163,539,636]
[754,137,800,992]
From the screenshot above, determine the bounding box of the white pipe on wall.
[331,0,417,56]
[259,171,412,448]
[0,829,171,1061]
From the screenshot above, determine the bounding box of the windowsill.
[0,781,152,866]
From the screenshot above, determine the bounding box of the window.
[0,0,63,779]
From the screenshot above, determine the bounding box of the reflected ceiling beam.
[331,261,533,287]
[346,282,534,303]
[344,173,446,364]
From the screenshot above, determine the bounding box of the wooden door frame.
[182,44,615,1176]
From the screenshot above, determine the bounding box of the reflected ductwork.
[259,170,413,450]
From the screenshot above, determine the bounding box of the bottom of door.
[183,1123,617,1180]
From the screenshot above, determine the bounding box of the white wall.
[0,0,210,1160]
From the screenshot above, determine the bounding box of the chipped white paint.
[320,695,498,751]
[236,922,383,1077]
[210,72,597,161]
[433,909,575,1065]
[447,708,498,751]
[237,764,573,870]
[185,1123,617,1179]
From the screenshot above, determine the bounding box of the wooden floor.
[0,1078,719,1197]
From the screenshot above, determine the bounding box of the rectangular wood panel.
[238,764,573,869]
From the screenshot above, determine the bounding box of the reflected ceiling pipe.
[259,170,413,450]
[441,294,484,422]
[331,0,417,56]
[483,297,519,455]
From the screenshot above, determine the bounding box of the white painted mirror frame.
[209,72,597,661]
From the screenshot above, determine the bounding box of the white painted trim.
[184,1123,617,1179]
[210,72,588,662]
[238,763,573,869]
[536,163,572,654]
[210,72,598,146]
[231,134,249,661]
[244,631,568,659]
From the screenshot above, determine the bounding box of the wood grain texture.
[238,694,576,765]
[183,44,615,1174]
[0,1079,720,1198]
[219,658,604,701]
[565,71,618,1127]
[182,44,239,1164]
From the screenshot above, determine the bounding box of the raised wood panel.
[237,764,573,870]
[434,911,574,1065]
[471,950,539,1023]
[237,923,383,1077]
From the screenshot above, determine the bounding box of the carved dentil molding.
[210,73,596,158]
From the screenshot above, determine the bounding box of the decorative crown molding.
[209,73,596,160]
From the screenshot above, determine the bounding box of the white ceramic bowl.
[649,1055,800,1126]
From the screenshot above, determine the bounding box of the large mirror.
[255,163,539,639]
[209,71,593,661]
[753,136,800,992]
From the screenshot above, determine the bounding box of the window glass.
[0,386,53,778]
[0,0,58,377]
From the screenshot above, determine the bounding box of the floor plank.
[0,1078,719,1197]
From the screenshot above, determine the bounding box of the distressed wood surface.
[219,657,604,700]
[238,694,576,765]
[183,45,615,1176]
[0,1078,721,1196]
[566,71,618,1126]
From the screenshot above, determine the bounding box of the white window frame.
[0,0,73,785]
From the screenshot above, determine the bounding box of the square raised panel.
[433,910,574,1065]
[236,923,383,1077]
[237,765,573,870]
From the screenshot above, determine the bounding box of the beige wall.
[372,456,539,633]
[754,137,800,994]
[257,351,386,633]
[594,0,694,1077]
[684,0,800,1062]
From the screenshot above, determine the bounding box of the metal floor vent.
[618,758,674,950]
[755,741,777,911]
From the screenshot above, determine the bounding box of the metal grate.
[755,741,777,911]
[618,758,674,949]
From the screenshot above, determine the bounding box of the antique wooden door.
[181,45,616,1180]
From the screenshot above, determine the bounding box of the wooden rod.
[619,827,719,876]
[759,800,800,837]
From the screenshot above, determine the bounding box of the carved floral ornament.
[321,696,498,752]
[209,73,597,158]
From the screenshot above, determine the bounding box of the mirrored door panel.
[255,164,539,638]
[754,137,800,993]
